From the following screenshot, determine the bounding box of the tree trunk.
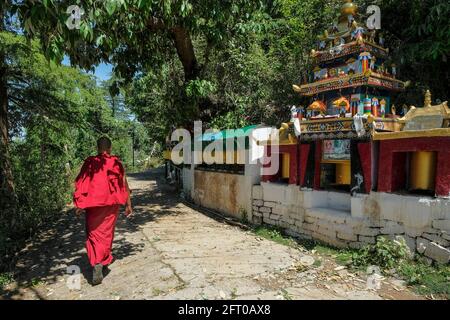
[0,8,18,229]
[171,26,200,81]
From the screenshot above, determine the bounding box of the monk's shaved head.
[97,136,112,153]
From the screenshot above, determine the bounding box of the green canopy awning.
[196,125,258,142]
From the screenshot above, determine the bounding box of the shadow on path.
[1,168,180,300]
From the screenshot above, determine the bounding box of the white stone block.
[355,227,380,237]
[334,224,355,235]
[264,218,277,226]
[424,242,450,264]
[422,227,440,235]
[304,216,316,224]
[351,195,367,219]
[270,214,281,221]
[404,227,424,238]
[416,237,430,254]
[286,185,303,206]
[427,198,450,220]
[261,182,287,203]
[306,208,348,224]
[253,199,263,207]
[327,191,351,211]
[259,206,271,214]
[282,215,293,223]
[346,217,366,228]
[403,196,433,229]
[265,201,278,208]
[337,232,358,242]
[432,219,450,231]
[359,235,376,244]
[316,219,335,231]
[252,185,263,200]
[315,226,337,239]
[302,223,318,232]
[303,190,328,209]
[422,233,449,247]
[294,220,303,228]
[377,193,404,222]
[253,210,262,218]
[442,232,450,241]
[380,221,405,235]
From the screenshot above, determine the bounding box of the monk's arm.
[124,174,133,216]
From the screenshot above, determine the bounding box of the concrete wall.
[182,150,261,220]
[252,182,450,264]
[182,166,194,200]
[193,170,247,219]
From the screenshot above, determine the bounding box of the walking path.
[1,169,422,300]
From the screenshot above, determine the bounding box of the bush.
[352,236,411,271]
[351,236,450,298]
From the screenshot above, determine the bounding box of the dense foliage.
[0,32,151,270]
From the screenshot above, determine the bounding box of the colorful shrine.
[167,0,450,263]
[263,0,450,199]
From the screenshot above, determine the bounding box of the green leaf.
[105,1,117,16]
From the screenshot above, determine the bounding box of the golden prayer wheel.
[281,153,290,179]
[410,152,437,191]
[336,161,351,185]
[163,150,172,160]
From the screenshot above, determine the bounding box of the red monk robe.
[74,151,131,271]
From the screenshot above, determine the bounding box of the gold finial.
[424,90,432,108]
[341,0,357,16]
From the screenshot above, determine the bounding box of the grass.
[230,288,238,300]
[30,278,44,287]
[398,259,450,299]
[0,272,14,290]
[280,288,293,300]
[252,226,298,248]
[152,287,163,296]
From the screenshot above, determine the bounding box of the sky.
[62,56,113,82]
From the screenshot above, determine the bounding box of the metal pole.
[132,126,135,168]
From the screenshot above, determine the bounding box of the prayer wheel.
[281,153,290,179]
[410,152,437,191]
[336,161,351,185]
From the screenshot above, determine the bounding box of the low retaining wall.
[252,182,450,264]
[193,170,248,219]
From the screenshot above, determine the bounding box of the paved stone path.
[1,169,422,300]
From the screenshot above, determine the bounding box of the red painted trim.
[436,151,450,197]
[314,141,322,190]
[357,142,372,193]
[299,144,311,186]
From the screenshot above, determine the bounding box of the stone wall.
[252,182,450,264]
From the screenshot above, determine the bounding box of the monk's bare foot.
[92,264,103,286]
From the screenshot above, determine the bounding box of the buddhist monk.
[73,137,132,285]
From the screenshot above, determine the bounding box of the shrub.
[352,236,411,271]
